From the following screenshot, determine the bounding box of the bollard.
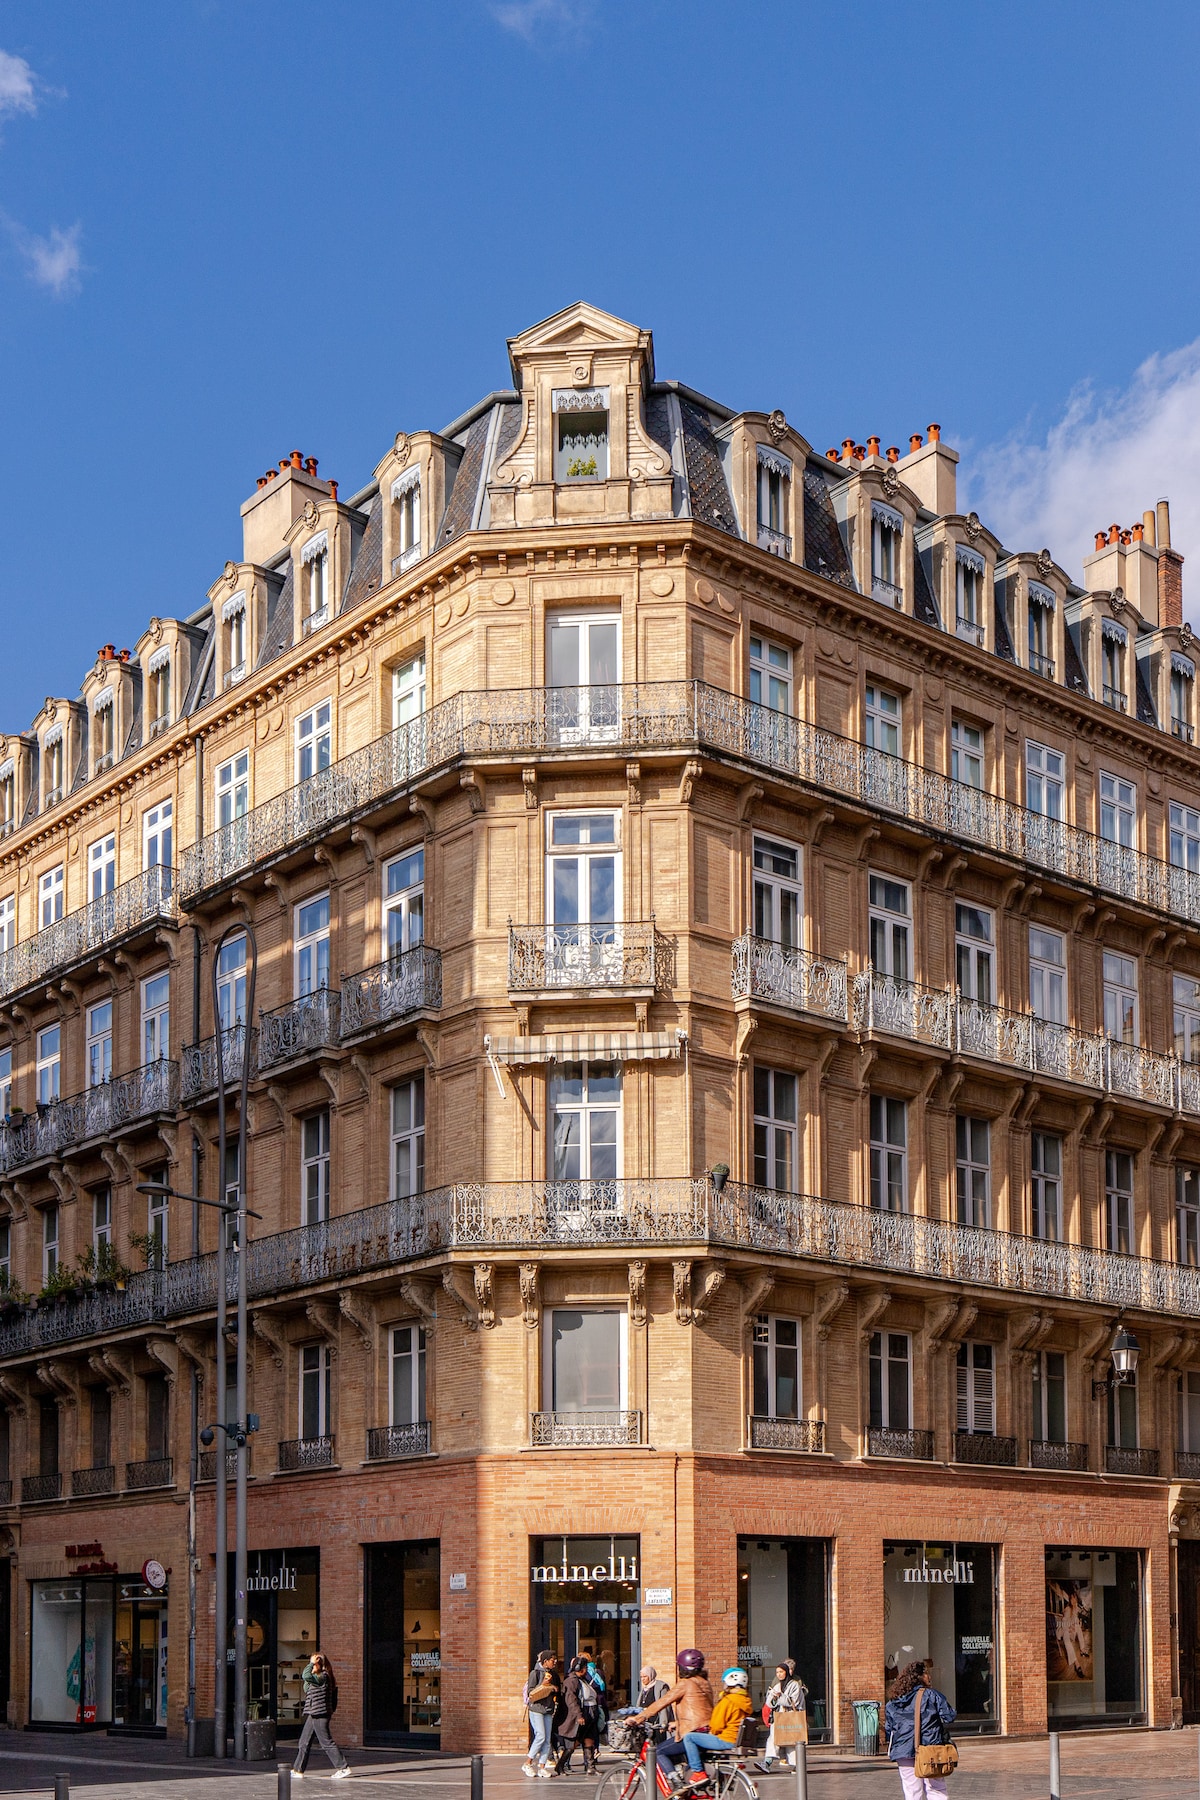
[53,1777,69,1800]
[794,1741,808,1800]
[644,1742,656,1800]
[471,1753,483,1800]
[1049,1730,1061,1800]
[277,1763,291,1800]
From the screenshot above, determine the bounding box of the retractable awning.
[484,1030,684,1065]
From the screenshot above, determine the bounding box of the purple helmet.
[677,1648,706,1676]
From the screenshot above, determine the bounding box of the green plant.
[566,456,598,477]
[0,1271,30,1309]
[129,1230,164,1271]
[40,1263,79,1302]
[76,1242,132,1289]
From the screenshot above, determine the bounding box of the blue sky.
[3,0,1200,723]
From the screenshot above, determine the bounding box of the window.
[92,1186,112,1253]
[955,1117,990,1228]
[950,718,984,789]
[296,701,333,782]
[392,473,422,574]
[143,800,173,888]
[383,848,424,959]
[752,1314,800,1419]
[223,1143,240,1247]
[868,873,910,980]
[546,1309,625,1411]
[1099,772,1136,848]
[955,550,985,646]
[36,1026,60,1105]
[869,1331,911,1431]
[1029,927,1066,1023]
[1105,1148,1134,1255]
[42,1204,58,1283]
[295,894,331,996]
[549,1062,620,1183]
[301,1110,330,1226]
[0,1219,9,1281]
[0,1047,10,1118]
[752,836,802,951]
[146,1374,169,1461]
[547,610,620,741]
[299,1343,331,1440]
[1103,951,1138,1044]
[86,1001,112,1088]
[1172,657,1195,742]
[1170,801,1200,872]
[43,731,63,806]
[147,1182,168,1268]
[1179,1168,1200,1268]
[753,1067,797,1192]
[88,834,116,899]
[224,600,246,683]
[1180,1371,1200,1454]
[864,684,901,756]
[871,504,903,605]
[1108,1369,1138,1449]
[553,389,609,483]
[1032,1350,1067,1445]
[90,1387,111,1470]
[94,696,115,772]
[39,1396,58,1478]
[955,1342,995,1435]
[749,636,792,713]
[1031,1132,1063,1241]
[216,933,247,1030]
[1028,591,1055,677]
[869,1095,907,1212]
[39,865,64,929]
[0,894,13,954]
[390,1077,425,1199]
[1101,625,1127,711]
[390,1324,427,1427]
[142,972,170,1063]
[955,903,993,1004]
[0,765,14,836]
[756,452,791,554]
[1025,741,1065,819]
[547,813,618,938]
[303,543,328,630]
[148,657,170,732]
[216,752,250,827]
[392,652,426,728]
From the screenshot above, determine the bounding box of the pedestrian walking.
[292,1653,351,1779]
[556,1655,602,1775]
[524,1650,562,1778]
[884,1661,957,1800]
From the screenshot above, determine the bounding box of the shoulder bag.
[912,1688,958,1780]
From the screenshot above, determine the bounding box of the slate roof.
[439,411,493,548]
[1064,625,1091,697]
[802,469,855,589]
[644,392,673,462]
[678,398,739,535]
[341,494,383,616]
[493,401,523,467]
[993,586,1016,662]
[1135,654,1158,726]
[912,547,940,627]
[256,563,294,672]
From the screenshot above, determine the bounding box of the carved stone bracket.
[305,1300,341,1347]
[339,1289,374,1350]
[36,1360,79,1406]
[144,1338,180,1388]
[739,1269,775,1331]
[441,1263,493,1330]
[410,795,436,837]
[522,768,538,810]
[815,1281,851,1343]
[251,1310,288,1371]
[672,1261,693,1326]
[858,1288,893,1344]
[399,1277,438,1323]
[691,1260,725,1325]
[0,1371,27,1415]
[519,1263,540,1330]
[460,771,485,815]
[87,1347,131,1396]
[627,1260,647,1328]
[678,760,702,807]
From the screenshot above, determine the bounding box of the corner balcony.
[367,1422,431,1461]
[0,1060,180,1174]
[508,922,667,996]
[868,1428,934,1460]
[339,946,442,1040]
[0,866,177,1003]
[1031,1440,1089,1472]
[732,935,847,1023]
[258,989,340,1071]
[181,1025,257,1105]
[748,1417,826,1452]
[531,1410,642,1448]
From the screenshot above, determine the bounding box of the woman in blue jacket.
[884,1661,956,1799]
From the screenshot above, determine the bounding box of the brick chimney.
[1156,498,1184,628]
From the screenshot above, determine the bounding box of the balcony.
[508,922,667,995]
[0,866,176,1003]
[1176,1451,1200,1480]
[278,1436,334,1472]
[531,1410,642,1448]
[731,936,847,1023]
[258,989,340,1071]
[0,1480,12,1506]
[956,615,985,648]
[867,1428,935,1460]
[748,1417,825,1452]
[126,1457,172,1490]
[198,1447,247,1482]
[1174,718,1196,744]
[367,1422,431,1461]
[872,576,903,609]
[1030,1440,1089,1473]
[1029,651,1055,679]
[72,1465,115,1497]
[1103,685,1128,713]
[954,1432,1017,1467]
[301,606,329,638]
[339,947,442,1039]
[1104,1445,1160,1477]
[23,1473,61,1503]
[181,1025,257,1105]
[0,1060,180,1173]
[757,524,792,559]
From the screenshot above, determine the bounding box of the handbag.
[528,1678,555,1703]
[912,1686,958,1780]
[771,1710,808,1747]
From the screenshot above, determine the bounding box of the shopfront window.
[530,1535,639,1711]
[736,1537,830,1743]
[114,1579,168,1730]
[30,1578,115,1725]
[230,1549,319,1736]
[364,1540,441,1744]
[883,1543,998,1734]
[1045,1548,1144,1725]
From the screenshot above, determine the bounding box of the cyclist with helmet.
[678,1668,754,1785]
[631,1648,714,1782]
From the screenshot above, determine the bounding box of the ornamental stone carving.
[767,408,788,444]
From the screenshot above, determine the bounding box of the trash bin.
[852,1699,881,1756]
[245,1719,277,1761]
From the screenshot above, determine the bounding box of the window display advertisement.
[1045,1548,1145,1726]
[883,1542,998,1734]
[30,1571,169,1731]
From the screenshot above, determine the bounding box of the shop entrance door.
[1179,1540,1200,1723]
[540,1605,640,1709]
[113,1598,167,1731]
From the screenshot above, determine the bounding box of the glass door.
[113,1596,167,1729]
[547,612,621,744]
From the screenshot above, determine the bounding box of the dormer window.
[1172,652,1195,743]
[93,690,115,774]
[1028,582,1056,678]
[955,548,986,647]
[391,469,422,575]
[756,448,792,557]
[302,532,329,635]
[554,388,609,483]
[871,503,903,607]
[148,647,171,735]
[222,593,247,688]
[0,761,15,839]
[43,727,64,806]
[1101,619,1128,712]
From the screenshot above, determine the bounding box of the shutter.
[972,1345,995,1434]
[955,1345,969,1432]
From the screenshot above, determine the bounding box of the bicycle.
[594,1722,758,1800]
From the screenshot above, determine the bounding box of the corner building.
[2,302,1200,1747]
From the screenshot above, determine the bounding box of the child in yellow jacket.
[680,1668,754,1781]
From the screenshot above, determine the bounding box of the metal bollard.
[53,1777,69,1800]
[471,1753,483,1800]
[794,1741,808,1800]
[644,1743,655,1800]
[1049,1730,1061,1800]
[277,1763,291,1800]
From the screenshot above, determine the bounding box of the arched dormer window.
[148,646,171,736]
[872,503,904,607]
[391,468,422,575]
[222,592,247,689]
[1028,581,1056,679]
[93,688,115,774]
[301,531,329,635]
[756,447,793,557]
[43,726,64,807]
[955,547,987,646]
[0,760,15,839]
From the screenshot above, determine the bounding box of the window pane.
[551,1311,621,1411]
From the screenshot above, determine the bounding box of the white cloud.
[968,340,1200,614]
[490,0,592,42]
[21,221,81,295]
[0,49,37,121]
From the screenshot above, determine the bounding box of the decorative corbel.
[35,1361,79,1406]
[858,1288,893,1343]
[410,795,437,837]
[266,1084,290,1128]
[155,1122,178,1165]
[441,1265,482,1330]
[627,1260,647,1329]
[945,1299,978,1344]
[144,1338,180,1388]
[87,1347,131,1395]
[48,1165,77,1210]
[228,887,255,925]
[916,847,943,884]
[350,1054,372,1098]
[250,1310,288,1371]
[740,1269,776,1329]
[736,781,763,823]
[1017,882,1043,916]
[1008,1309,1051,1358]
[854,1043,879,1090]
[0,1372,26,1415]
[473,1263,495,1329]
[678,761,702,807]
[940,853,968,889]
[933,1066,966,1113]
[153,928,179,965]
[1070,899,1096,935]
[519,1263,540,1330]
[351,824,377,868]
[1150,1331,1187,1381]
[313,845,336,878]
[100,1144,132,1188]
[1079,1099,1114,1147]
[1091,907,1116,940]
[174,1329,211,1388]
[814,1281,851,1343]
[1150,1117,1185,1165]
[691,1259,726,1325]
[1079,1315,1119,1370]
[416,1024,439,1067]
[672,1261,694,1326]
[55,975,84,1012]
[808,808,836,848]
[853,823,880,862]
[923,1295,960,1350]
[522,768,538,810]
[735,1014,757,1065]
[399,1277,438,1323]
[1166,930,1189,964]
[316,1064,340,1109]
[626,763,642,808]
[305,1299,341,1345]
[460,771,486,815]
[262,871,292,913]
[338,1289,374,1351]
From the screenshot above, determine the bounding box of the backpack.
[579,1678,598,1708]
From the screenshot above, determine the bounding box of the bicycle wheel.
[594,1761,645,1800]
[715,1768,758,1800]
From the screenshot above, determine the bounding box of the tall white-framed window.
[751,1314,801,1419]
[1029,927,1066,1023]
[1172,655,1196,742]
[1180,1371,1200,1454]
[142,971,170,1063]
[392,652,426,728]
[1170,801,1200,872]
[216,752,250,827]
[545,1308,626,1412]
[749,636,792,713]
[752,836,802,951]
[0,894,15,954]
[0,1047,11,1118]
[301,1109,330,1226]
[1101,622,1127,711]
[143,799,173,886]
[383,848,424,959]
[296,701,333,782]
[390,1323,427,1426]
[1105,1148,1135,1255]
[392,470,422,575]
[43,730,64,806]
[1033,1350,1068,1445]
[93,693,115,772]
[92,1185,112,1254]
[88,834,116,899]
[871,503,903,606]
[950,717,984,789]
[553,388,609,484]
[224,598,247,684]
[549,1062,621,1183]
[955,548,986,646]
[955,902,993,1003]
[1108,1367,1138,1449]
[546,813,619,939]
[1103,950,1139,1044]
[223,1144,241,1249]
[955,1341,995,1435]
[868,873,910,979]
[0,763,15,836]
[869,1094,907,1212]
[869,1330,912,1431]
[547,609,620,742]
[86,1001,112,1088]
[42,1204,59,1283]
[216,933,248,1030]
[295,894,331,996]
[147,1181,168,1268]
[864,683,901,756]
[0,1218,10,1282]
[390,1076,425,1198]
[955,1116,990,1228]
[753,1067,797,1192]
[39,865,64,929]
[299,1343,331,1440]
[1026,741,1065,819]
[36,1026,60,1105]
[148,654,171,732]
[1099,772,1136,848]
[1031,1132,1063,1241]
[1179,1167,1200,1268]
[1028,589,1055,677]
[756,450,792,555]
[302,538,328,630]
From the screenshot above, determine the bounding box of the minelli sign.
[900,1554,974,1586]
[531,1549,638,1584]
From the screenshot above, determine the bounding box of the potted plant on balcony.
[40,1264,81,1307]
[708,1163,730,1196]
[130,1230,163,1273]
[76,1242,131,1296]
[0,1272,30,1323]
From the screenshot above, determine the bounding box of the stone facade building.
[0,303,1198,1748]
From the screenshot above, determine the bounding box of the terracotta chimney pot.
[1132,522,1144,542]
[1143,509,1157,546]
[1120,530,1131,546]
[257,477,267,490]
[1108,524,1120,545]
[328,480,338,503]
[1158,498,1172,550]
[867,436,881,457]
[928,423,941,443]
[266,467,278,480]
[886,446,900,464]
[1094,531,1107,550]
[304,457,317,476]
[290,450,303,469]
[909,434,923,453]
[279,459,290,474]
[841,438,855,462]
[119,649,130,663]
[852,445,866,461]
[825,448,839,462]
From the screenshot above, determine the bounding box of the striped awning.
[485,1031,683,1066]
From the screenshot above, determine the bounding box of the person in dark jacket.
[524,1651,561,1778]
[293,1653,351,1779]
[636,1666,672,1744]
[884,1661,956,1799]
[555,1655,601,1775]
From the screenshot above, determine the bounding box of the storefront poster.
[1046,1580,1093,1682]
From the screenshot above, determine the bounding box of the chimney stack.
[1143,509,1157,546]
[1157,498,1184,628]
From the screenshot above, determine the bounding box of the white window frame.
[868,872,911,980]
[1103,950,1139,1044]
[0,894,15,955]
[0,1047,10,1118]
[871,509,902,604]
[304,546,328,630]
[751,1313,801,1420]
[392,476,422,575]
[88,834,116,900]
[1099,772,1136,848]
[1180,1369,1200,1453]
[956,1340,995,1435]
[546,610,621,744]
[1101,631,1127,711]
[39,865,64,929]
[148,1184,168,1268]
[389,1323,428,1427]
[225,602,247,683]
[390,1077,426,1199]
[383,848,424,960]
[950,717,984,789]
[36,1025,60,1106]
[216,752,250,827]
[749,635,792,714]
[93,695,115,771]
[42,1205,59,1283]
[752,836,802,952]
[1105,1147,1135,1256]
[1029,926,1066,1024]
[955,902,994,1004]
[1172,664,1195,742]
[86,1001,112,1089]
[869,1330,912,1431]
[869,1094,907,1213]
[753,1066,798,1193]
[1028,594,1055,677]
[955,553,985,645]
[553,391,610,484]
[295,893,331,997]
[543,1307,628,1412]
[1033,1349,1068,1445]
[1025,741,1065,820]
[142,971,170,1064]
[0,766,15,835]
[92,1186,112,1254]
[955,1116,990,1228]
[301,1109,331,1226]
[299,1343,331,1440]
[296,701,333,783]
[1179,1168,1200,1268]
[1171,801,1200,873]
[143,799,173,877]
[216,933,248,1030]
[546,812,620,932]
[149,659,170,732]
[1032,1131,1063,1242]
[756,457,791,550]
[864,683,901,756]
[44,732,64,806]
[392,652,427,728]
[549,1062,622,1184]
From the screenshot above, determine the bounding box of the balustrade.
[258,989,340,1070]
[731,936,847,1022]
[508,921,665,993]
[748,1417,826,1452]
[278,1436,334,1472]
[0,1060,179,1173]
[0,866,176,1002]
[339,947,442,1038]
[181,1025,257,1104]
[367,1422,431,1460]
[530,1410,642,1447]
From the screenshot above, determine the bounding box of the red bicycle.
[593,1724,758,1800]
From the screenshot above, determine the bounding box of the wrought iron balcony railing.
[0,1480,12,1506]
[181,1025,257,1104]
[757,524,792,558]
[22,1473,61,1503]
[867,1428,935,1460]
[367,1422,431,1461]
[198,1447,245,1482]
[1174,719,1196,744]
[1030,1440,1089,1472]
[339,947,442,1038]
[955,615,985,647]
[258,989,340,1070]
[1104,1445,1160,1477]
[0,1060,180,1173]
[72,1465,115,1497]
[0,867,176,1003]
[1176,1451,1200,1480]
[1103,685,1129,713]
[748,1417,826,1452]
[508,921,667,993]
[954,1432,1017,1467]
[872,576,903,608]
[278,1436,334,1472]
[1029,651,1056,679]
[126,1457,172,1490]
[731,935,847,1022]
[531,1410,642,1448]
